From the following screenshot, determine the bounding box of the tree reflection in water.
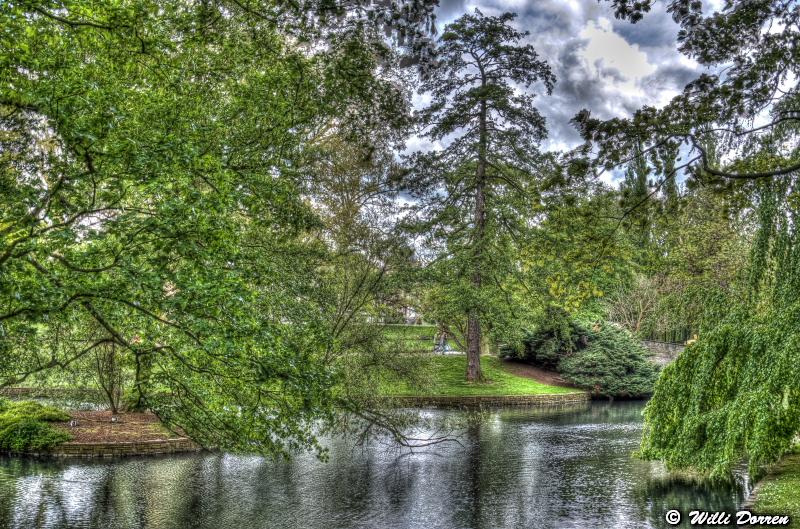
[0,402,748,529]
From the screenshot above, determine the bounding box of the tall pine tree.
[407,10,554,381]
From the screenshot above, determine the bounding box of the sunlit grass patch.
[382,356,581,397]
[754,452,800,528]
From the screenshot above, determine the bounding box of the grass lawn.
[382,355,581,397]
[754,449,800,527]
[382,324,438,353]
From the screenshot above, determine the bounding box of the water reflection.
[0,402,748,529]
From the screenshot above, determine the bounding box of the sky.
[409,0,722,177]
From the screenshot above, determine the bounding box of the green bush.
[0,400,71,452]
[512,307,585,369]
[558,324,660,398]
[505,315,659,398]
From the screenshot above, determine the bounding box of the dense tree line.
[1,0,798,476]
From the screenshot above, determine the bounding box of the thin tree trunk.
[131,352,148,411]
[466,97,488,382]
[95,342,120,414]
[466,311,483,381]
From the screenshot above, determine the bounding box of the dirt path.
[499,359,579,389]
[56,411,184,443]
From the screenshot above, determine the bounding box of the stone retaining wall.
[11,438,201,458]
[641,340,686,366]
[386,392,590,409]
[0,387,104,401]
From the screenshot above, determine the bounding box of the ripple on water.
[0,402,748,529]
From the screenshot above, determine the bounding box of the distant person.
[434,329,448,354]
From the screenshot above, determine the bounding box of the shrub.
[501,306,582,368]
[7,400,71,422]
[558,324,660,398]
[505,315,659,398]
[0,400,71,452]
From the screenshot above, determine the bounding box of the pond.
[0,402,750,529]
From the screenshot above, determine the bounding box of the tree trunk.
[95,342,121,414]
[130,352,150,412]
[466,97,488,382]
[466,310,483,381]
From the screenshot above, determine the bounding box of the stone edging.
[8,438,202,458]
[384,392,590,409]
[0,387,104,400]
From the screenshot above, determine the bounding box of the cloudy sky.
[417,0,721,157]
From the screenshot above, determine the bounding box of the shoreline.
[383,391,590,409]
[4,437,202,459]
[0,406,202,459]
[745,452,800,524]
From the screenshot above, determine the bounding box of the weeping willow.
[640,178,800,478]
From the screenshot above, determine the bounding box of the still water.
[0,402,749,529]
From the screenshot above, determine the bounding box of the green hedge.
[503,314,658,398]
[0,398,72,452]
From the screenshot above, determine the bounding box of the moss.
[0,400,72,452]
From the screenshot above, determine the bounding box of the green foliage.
[507,316,658,398]
[640,181,800,477]
[0,0,428,457]
[0,400,71,452]
[518,182,636,315]
[558,324,659,399]
[620,145,653,250]
[3,401,70,422]
[608,183,751,342]
[640,306,800,478]
[505,307,581,369]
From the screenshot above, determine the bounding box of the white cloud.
[428,0,704,152]
[704,0,726,12]
[580,17,656,84]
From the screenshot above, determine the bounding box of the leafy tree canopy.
[0,0,422,457]
[640,179,800,477]
[578,0,800,187]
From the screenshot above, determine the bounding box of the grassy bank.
[383,324,438,353]
[753,449,800,527]
[382,355,581,397]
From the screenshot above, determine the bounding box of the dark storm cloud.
[612,2,678,48]
[641,63,700,95]
[436,0,467,23]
